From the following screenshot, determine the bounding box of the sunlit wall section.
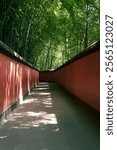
[0,41,39,120]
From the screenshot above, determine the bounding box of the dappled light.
[0,135,8,139]
[0,52,39,114]
[42,98,52,108]
[33,87,49,91]
[21,98,39,104]
[0,82,100,150]
[39,92,51,96]
[11,112,58,129]
[0,0,100,148]
[4,83,58,130]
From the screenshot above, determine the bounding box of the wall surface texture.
[39,71,54,82]
[55,50,100,112]
[0,52,39,115]
[40,42,100,112]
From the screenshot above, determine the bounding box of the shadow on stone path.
[0,82,100,150]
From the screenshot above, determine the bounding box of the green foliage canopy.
[0,0,99,70]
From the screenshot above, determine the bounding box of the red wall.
[39,71,54,82]
[55,50,100,112]
[39,48,100,112]
[0,53,39,114]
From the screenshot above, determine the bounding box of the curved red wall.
[0,53,39,114]
[55,50,100,112]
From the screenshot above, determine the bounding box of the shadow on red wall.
[0,53,39,114]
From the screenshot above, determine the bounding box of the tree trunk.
[23,20,32,57]
[0,0,14,38]
[84,3,89,49]
[44,40,51,70]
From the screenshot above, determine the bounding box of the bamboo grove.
[0,0,99,70]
